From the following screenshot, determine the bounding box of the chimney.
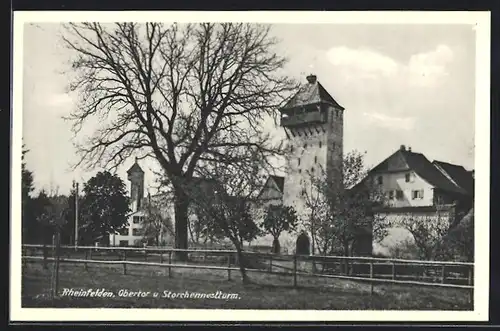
[408,146,412,152]
[400,145,406,151]
[306,74,317,84]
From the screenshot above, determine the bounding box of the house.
[366,145,474,256]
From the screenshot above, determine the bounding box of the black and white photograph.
[11,11,490,322]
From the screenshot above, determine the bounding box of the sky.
[21,23,476,196]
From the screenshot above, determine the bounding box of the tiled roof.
[281,78,344,110]
[369,147,471,196]
[432,160,474,196]
[400,151,468,195]
[127,158,144,174]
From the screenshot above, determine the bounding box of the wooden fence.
[22,244,474,303]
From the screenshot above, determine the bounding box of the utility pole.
[75,182,79,250]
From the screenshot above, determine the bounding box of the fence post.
[168,251,172,278]
[369,261,374,295]
[293,254,297,287]
[160,251,163,264]
[144,249,148,262]
[269,254,273,273]
[123,250,127,275]
[54,232,61,297]
[441,265,446,284]
[227,253,231,281]
[468,267,473,308]
[84,249,88,271]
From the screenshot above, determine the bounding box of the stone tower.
[279,74,344,224]
[127,157,145,212]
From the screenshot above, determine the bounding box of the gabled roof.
[432,160,474,196]
[370,147,469,195]
[269,175,285,193]
[281,75,344,111]
[257,175,285,200]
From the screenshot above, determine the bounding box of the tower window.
[314,156,317,163]
[311,167,314,173]
[332,143,336,150]
[298,169,302,173]
[319,141,322,148]
[303,143,307,149]
[336,109,339,117]
[298,158,301,166]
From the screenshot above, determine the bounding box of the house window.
[118,227,129,236]
[303,143,307,149]
[405,173,415,183]
[412,190,424,199]
[311,167,314,173]
[298,169,302,173]
[119,240,129,247]
[132,228,141,236]
[319,141,322,148]
[377,176,383,185]
[133,216,141,224]
[332,142,336,150]
[298,158,301,166]
[388,190,395,200]
[396,190,404,200]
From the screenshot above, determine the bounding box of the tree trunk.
[272,237,280,254]
[235,245,249,284]
[174,189,189,261]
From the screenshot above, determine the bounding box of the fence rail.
[22,244,474,303]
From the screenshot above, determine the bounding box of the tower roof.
[281,74,344,111]
[127,157,144,175]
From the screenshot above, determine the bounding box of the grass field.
[22,260,472,310]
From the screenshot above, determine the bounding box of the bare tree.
[61,22,297,260]
[181,148,267,283]
[139,195,174,246]
[304,150,389,270]
[392,207,454,260]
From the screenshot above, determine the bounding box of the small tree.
[79,171,131,246]
[260,204,298,254]
[393,212,451,260]
[443,208,474,261]
[139,196,174,246]
[182,154,266,283]
[188,204,226,246]
[304,150,389,258]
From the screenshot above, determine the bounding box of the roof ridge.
[433,159,465,168]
